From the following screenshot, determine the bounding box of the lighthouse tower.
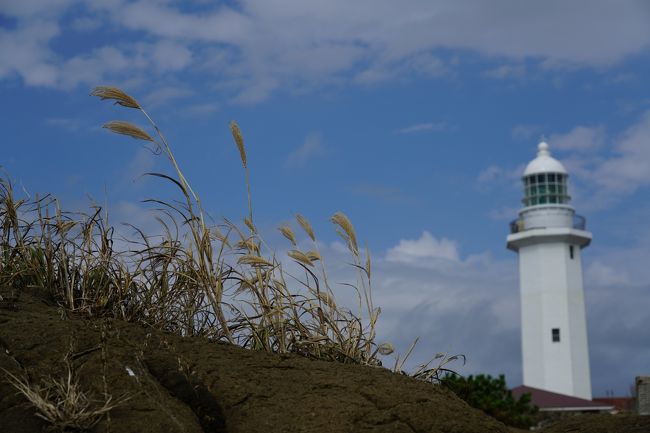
[507,141,592,400]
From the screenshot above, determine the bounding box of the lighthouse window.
[552,328,560,342]
[523,172,570,207]
[570,245,574,259]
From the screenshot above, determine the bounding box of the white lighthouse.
[507,141,592,400]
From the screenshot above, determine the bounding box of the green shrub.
[441,374,538,428]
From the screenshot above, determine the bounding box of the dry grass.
[0,86,459,384]
[2,352,129,432]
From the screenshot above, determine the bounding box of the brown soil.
[1,289,648,433]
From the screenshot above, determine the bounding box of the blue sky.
[2,1,650,396]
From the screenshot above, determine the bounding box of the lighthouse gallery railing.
[509,214,586,234]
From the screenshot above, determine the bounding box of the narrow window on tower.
[569,245,575,259]
[552,328,560,342]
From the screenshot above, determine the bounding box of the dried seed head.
[296,214,315,241]
[305,250,321,262]
[377,342,394,356]
[91,86,141,109]
[230,121,246,168]
[238,254,274,268]
[236,238,260,254]
[278,225,297,246]
[317,292,336,309]
[330,211,358,254]
[365,246,371,278]
[244,217,256,233]
[103,121,154,142]
[288,249,314,267]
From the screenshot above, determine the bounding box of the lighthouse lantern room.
[507,141,593,400]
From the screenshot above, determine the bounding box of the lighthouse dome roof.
[523,141,567,176]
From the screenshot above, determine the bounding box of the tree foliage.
[441,374,538,428]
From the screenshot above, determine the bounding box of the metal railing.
[509,214,587,234]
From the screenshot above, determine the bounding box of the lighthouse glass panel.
[522,172,570,206]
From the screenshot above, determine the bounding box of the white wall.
[518,239,592,399]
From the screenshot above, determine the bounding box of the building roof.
[523,141,567,176]
[593,397,636,412]
[511,385,614,412]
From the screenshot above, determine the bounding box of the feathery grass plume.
[279,225,297,246]
[317,291,336,309]
[288,250,314,266]
[295,214,315,241]
[103,121,154,142]
[244,217,256,234]
[331,211,358,254]
[365,246,371,278]
[230,120,253,224]
[236,238,260,254]
[305,250,321,262]
[237,254,274,268]
[230,121,246,168]
[91,86,140,109]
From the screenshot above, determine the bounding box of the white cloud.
[594,110,650,194]
[386,231,460,264]
[487,112,650,211]
[0,0,71,18]
[485,63,526,79]
[548,111,650,210]
[329,229,650,393]
[285,133,325,167]
[151,40,193,72]
[70,16,102,32]
[550,125,606,152]
[477,164,523,185]
[488,206,520,221]
[0,20,60,86]
[511,124,542,141]
[186,102,220,115]
[396,122,446,134]
[477,165,503,183]
[3,0,650,100]
[143,86,193,108]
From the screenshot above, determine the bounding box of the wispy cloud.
[395,122,446,134]
[550,125,606,152]
[352,183,415,204]
[45,117,82,131]
[477,164,524,186]
[143,86,193,108]
[484,63,526,79]
[488,206,520,221]
[511,124,543,141]
[285,133,325,167]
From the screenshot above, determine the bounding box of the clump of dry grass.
[0,86,460,379]
[2,353,128,431]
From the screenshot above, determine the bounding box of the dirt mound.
[2,290,648,433]
[1,289,510,433]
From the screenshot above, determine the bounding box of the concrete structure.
[507,141,593,400]
[636,376,650,415]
